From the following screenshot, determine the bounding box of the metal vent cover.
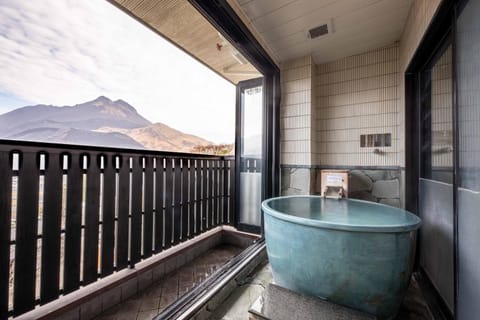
[308,24,329,39]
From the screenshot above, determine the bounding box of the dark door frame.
[235,77,264,234]
[405,1,472,319]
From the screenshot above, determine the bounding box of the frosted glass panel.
[419,179,454,311]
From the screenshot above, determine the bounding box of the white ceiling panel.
[250,0,338,33]
[268,1,410,52]
[234,0,413,64]
[239,0,297,20]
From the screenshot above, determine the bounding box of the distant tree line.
[191,143,234,155]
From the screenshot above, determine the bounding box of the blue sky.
[0,0,236,143]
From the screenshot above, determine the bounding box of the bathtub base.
[249,283,375,320]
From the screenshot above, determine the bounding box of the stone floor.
[94,244,243,320]
[211,262,435,320]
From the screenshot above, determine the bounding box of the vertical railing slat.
[101,154,115,277]
[143,157,153,259]
[219,160,223,225]
[116,156,129,270]
[0,151,12,318]
[195,160,202,235]
[181,159,189,241]
[207,160,214,229]
[164,158,173,249]
[173,158,182,245]
[13,151,39,315]
[83,154,101,285]
[64,153,83,293]
[202,160,208,231]
[222,160,229,224]
[40,152,62,304]
[218,160,224,225]
[154,157,164,253]
[130,156,142,265]
[212,160,218,227]
[188,160,195,238]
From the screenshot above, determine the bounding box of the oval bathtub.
[262,196,421,319]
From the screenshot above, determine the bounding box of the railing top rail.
[0,139,230,160]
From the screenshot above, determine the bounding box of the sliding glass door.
[418,40,454,313]
[235,78,264,233]
[456,0,480,317]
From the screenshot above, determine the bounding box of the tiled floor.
[94,244,243,320]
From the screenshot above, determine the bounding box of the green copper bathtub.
[262,196,421,319]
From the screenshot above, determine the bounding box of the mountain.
[0,96,212,151]
[0,96,151,136]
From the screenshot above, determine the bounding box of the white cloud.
[0,0,235,143]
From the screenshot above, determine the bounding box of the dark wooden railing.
[0,140,235,318]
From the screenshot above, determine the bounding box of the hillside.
[0,96,214,151]
[96,123,211,152]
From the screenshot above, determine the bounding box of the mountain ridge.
[0,96,213,152]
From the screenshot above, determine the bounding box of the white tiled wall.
[315,43,399,166]
[280,56,316,166]
[278,0,443,169]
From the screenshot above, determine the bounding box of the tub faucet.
[323,186,344,199]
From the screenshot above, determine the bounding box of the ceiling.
[233,0,414,64]
[109,0,414,82]
[110,0,262,84]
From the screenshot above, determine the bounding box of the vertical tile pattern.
[280,56,315,166]
[398,0,442,166]
[315,44,399,166]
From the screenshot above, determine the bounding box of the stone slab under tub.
[248,284,375,320]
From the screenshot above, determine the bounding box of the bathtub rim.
[262,195,421,233]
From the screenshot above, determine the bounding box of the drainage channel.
[154,239,266,320]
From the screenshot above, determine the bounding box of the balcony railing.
[0,140,235,318]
